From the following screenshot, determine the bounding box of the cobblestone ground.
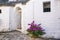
[0,30,59,40]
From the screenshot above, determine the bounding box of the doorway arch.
[16,7,22,29]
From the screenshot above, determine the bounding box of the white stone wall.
[0,6,10,31]
[15,0,60,38]
[15,1,34,33]
[9,6,22,30]
[34,0,60,38]
[0,0,60,38]
[0,6,21,31]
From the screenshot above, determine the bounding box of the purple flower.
[27,21,45,37]
[27,21,45,31]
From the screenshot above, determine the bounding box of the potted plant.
[27,21,45,39]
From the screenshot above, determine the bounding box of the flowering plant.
[27,21,45,38]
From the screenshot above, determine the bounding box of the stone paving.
[0,30,60,40]
[0,30,31,40]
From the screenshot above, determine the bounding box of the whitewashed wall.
[9,6,21,30]
[0,0,59,38]
[15,1,34,33]
[0,6,21,31]
[0,6,10,31]
[16,0,60,39]
[34,0,60,38]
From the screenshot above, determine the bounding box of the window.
[43,2,51,12]
[0,9,1,13]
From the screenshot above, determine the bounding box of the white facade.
[0,6,21,31]
[0,6,10,31]
[0,0,60,39]
[15,0,60,38]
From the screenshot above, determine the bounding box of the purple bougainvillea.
[28,21,43,31]
[27,21,45,38]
